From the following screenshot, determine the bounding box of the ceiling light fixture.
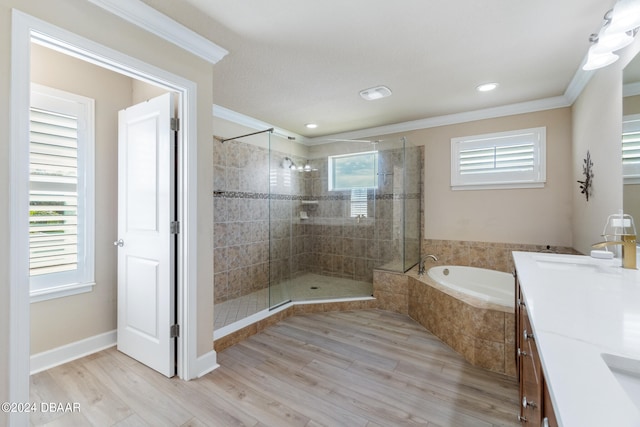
[476,82,499,92]
[305,123,318,129]
[583,0,640,71]
[359,85,392,101]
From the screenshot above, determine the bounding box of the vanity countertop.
[513,251,640,427]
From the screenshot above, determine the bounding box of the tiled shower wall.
[213,138,271,304]
[213,137,308,304]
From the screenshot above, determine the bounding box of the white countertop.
[513,251,640,427]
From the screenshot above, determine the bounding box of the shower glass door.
[268,132,294,309]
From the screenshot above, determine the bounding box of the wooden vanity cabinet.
[515,275,558,426]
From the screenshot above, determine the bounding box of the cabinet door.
[515,276,522,381]
[519,304,543,424]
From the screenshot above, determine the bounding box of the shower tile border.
[213,190,421,201]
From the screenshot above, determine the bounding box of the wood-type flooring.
[30,309,520,426]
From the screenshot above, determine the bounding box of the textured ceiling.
[143,0,618,138]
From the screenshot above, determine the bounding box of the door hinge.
[170,221,180,234]
[170,324,180,338]
[171,117,180,131]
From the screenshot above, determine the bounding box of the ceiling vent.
[359,85,392,101]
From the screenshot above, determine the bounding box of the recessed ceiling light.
[476,82,499,92]
[360,85,392,101]
[305,123,318,129]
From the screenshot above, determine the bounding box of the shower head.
[282,157,296,170]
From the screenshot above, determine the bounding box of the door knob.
[114,239,124,247]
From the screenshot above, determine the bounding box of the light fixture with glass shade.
[606,0,640,35]
[583,0,640,71]
[583,47,619,70]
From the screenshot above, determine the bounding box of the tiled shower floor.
[214,273,373,330]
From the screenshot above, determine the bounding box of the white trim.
[451,182,545,191]
[214,296,376,339]
[30,282,95,303]
[10,12,203,424]
[193,351,219,379]
[9,10,32,426]
[213,104,306,142]
[86,0,228,64]
[30,330,116,375]
[564,56,594,104]
[214,302,293,339]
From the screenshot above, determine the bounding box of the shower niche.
[213,131,422,330]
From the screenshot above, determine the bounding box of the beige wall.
[572,37,640,254]
[377,109,573,246]
[624,94,640,116]
[1,1,215,416]
[29,44,134,354]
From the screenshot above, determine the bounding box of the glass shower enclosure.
[267,136,422,309]
[213,130,422,331]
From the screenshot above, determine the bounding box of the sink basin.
[602,353,640,411]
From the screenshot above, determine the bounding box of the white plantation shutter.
[350,188,368,218]
[451,127,546,190]
[623,115,640,182]
[29,107,79,276]
[459,143,535,175]
[29,84,95,301]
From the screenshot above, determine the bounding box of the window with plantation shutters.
[350,188,368,218]
[623,114,640,183]
[30,84,95,301]
[450,127,546,190]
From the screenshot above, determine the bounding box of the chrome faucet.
[418,254,438,275]
[592,234,637,269]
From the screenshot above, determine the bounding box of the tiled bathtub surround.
[421,239,580,274]
[408,270,516,377]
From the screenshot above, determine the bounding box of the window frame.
[623,114,640,184]
[29,83,95,302]
[450,127,546,191]
[327,150,378,192]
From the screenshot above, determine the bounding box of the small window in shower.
[328,150,378,191]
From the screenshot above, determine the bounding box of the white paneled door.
[116,93,176,377]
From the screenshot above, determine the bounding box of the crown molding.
[87,0,228,64]
[308,95,572,145]
[563,54,595,104]
[213,105,306,143]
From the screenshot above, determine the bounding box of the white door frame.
[9,9,200,422]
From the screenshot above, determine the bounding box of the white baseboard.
[193,350,219,378]
[30,330,117,375]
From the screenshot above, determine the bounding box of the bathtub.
[408,265,516,376]
[426,265,514,310]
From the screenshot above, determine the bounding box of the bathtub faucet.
[418,254,438,275]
